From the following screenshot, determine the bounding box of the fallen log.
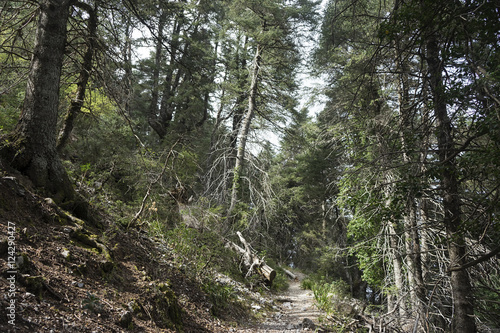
[225,232,276,285]
[260,264,277,282]
[283,268,297,280]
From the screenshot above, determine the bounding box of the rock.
[99,260,114,273]
[61,249,71,260]
[0,236,8,255]
[16,252,31,273]
[302,318,316,330]
[118,310,133,329]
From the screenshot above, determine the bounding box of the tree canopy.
[1,0,499,331]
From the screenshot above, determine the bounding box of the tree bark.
[0,0,91,220]
[57,3,98,151]
[426,36,477,333]
[228,43,261,215]
[393,20,427,327]
[387,220,407,318]
[230,34,249,158]
[2,0,70,196]
[225,231,276,285]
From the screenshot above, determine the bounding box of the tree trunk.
[393,23,427,328]
[387,220,407,318]
[122,17,133,116]
[2,0,69,195]
[0,0,92,221]
[225,231,276,285]
[230,35,249,158]
[57,3,98,151]
[228,44,261,215]
[148,9,172,139]
[426,36,476,333]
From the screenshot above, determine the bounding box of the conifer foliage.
[0,0,499,331]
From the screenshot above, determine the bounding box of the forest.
[0,0,499,332]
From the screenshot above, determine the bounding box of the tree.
[316,0,500,331]
[223,0,319,218]
[0,0,82,211]
[131,0,217,140]
[57,1,99,151]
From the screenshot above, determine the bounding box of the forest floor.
[0,173,331,333]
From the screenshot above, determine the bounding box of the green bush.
[311,279,350,314]
[301,277,314,290]
[202,280,236,316]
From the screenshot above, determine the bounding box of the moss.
[17,252,31,273]
[151,284,183,332]
[127,299,145,319]
[70,229,99,249]
[69,228,115,277]
[24,275,45,300]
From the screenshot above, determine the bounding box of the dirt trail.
[235,272,328,332]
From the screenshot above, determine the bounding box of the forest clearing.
[1,0,500,332]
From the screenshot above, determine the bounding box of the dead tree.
[225,231,276,285]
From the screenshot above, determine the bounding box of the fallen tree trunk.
[283,268,297,280]
[225,232,276,285]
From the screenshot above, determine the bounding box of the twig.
[128,139,181,229]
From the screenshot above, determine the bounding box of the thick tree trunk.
[426,37,476,333]
[2,0,70,196]
[0,0,91,220]
[228,44,261,215]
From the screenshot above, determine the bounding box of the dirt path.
[234,273,328,332]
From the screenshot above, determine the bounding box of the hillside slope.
[0,173,258,332]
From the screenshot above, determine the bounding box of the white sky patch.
[132,28,153,62]
[129,1,330,151]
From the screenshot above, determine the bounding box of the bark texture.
[426,36,476,333]
[1,0,90,219]
[57,3,98,151]
[228,44,261,215]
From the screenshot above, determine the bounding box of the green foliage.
[165,225,241,281]
[202,280,237,316]
[311,279,350,314]
[81,291,102,314]
[475,273,500,328]
[301,277,314,290]
[162,225,248,318]
[0,103,21,134]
